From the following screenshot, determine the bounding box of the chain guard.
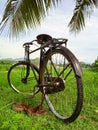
[44,77,65,94]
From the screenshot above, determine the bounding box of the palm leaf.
[0,0,59,37]
[0,0,98,36]
[68,0,98,33]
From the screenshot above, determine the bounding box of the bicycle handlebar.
[23,38,68,48]
[23,42,33,47]
[23,40,37,47]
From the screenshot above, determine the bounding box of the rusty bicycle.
[7,34,83,123]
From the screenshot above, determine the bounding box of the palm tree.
[68,0,98,33]
[0,0,98,36]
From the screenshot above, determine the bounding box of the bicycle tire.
[7,61,39,95]
[41,46,83,123]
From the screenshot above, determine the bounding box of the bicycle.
[7,34,83,123]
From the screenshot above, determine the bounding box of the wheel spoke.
[42,47,83,123]
[8,62,39,95]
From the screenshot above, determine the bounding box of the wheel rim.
[8,62,39,95]
[43,50,81,120]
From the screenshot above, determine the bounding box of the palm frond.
[0,0,59,37]
[68,0,98,33]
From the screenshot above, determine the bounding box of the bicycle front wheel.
[8,61,39,95]
[42,47,83,123]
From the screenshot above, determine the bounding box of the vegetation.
[91,57,98,71]
[0,0,98,36]
[0,61,98,129]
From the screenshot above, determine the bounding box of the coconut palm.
[69,0,98,33]
[0,0,98,36]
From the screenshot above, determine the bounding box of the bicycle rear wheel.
[8,61,39,95]
[42,47,83,123]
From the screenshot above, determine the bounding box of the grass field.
[0,64,98,130]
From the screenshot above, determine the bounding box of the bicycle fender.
[46,46,82,77]
[72,58,82,77]
[60,46,82,77]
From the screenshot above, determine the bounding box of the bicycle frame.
[23,38,82,87]
[23,39,68,85]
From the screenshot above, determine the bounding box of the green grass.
[0,64,98,130]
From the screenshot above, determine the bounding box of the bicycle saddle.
[36,34,52,44]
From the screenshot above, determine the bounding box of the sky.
[0,0,98,64]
